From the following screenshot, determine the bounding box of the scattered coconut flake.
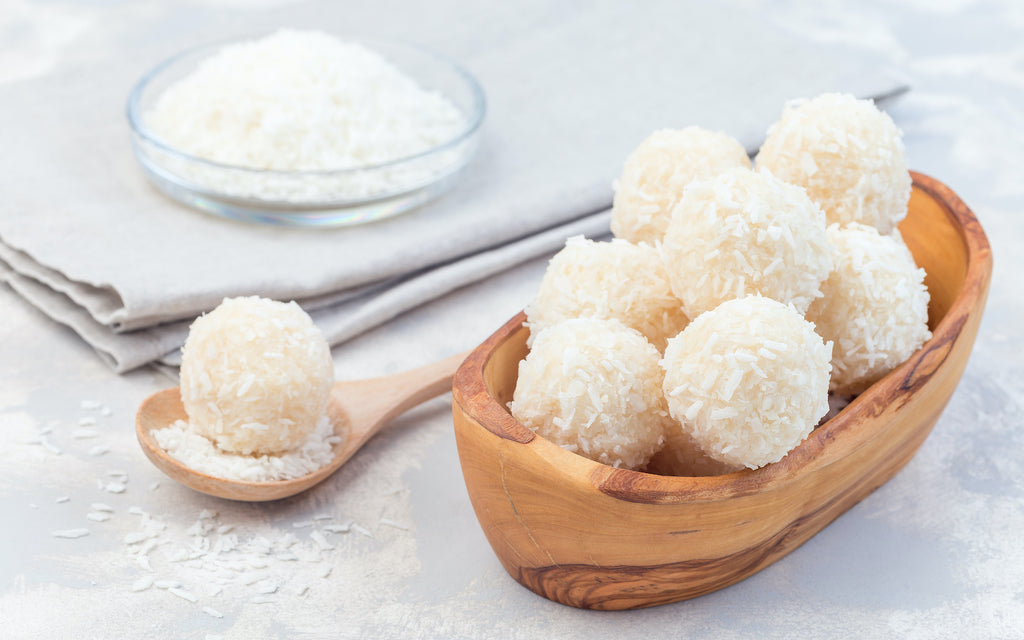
[118,508,344,611]
[131,576,154,592]
[379,518,409,531]
[79,417,97,426]
[107,470,129,478]
[202,607,224,619]
[169,587,198,602]
[41,438,62,455]
[322,523,351,534]
[351,523,373,538]
[292,520,314,529]
[88,445,110,456]
[313,514,333,521]
[81,400,103,410]
[86,512,111,522]
[319,564,332,579]
[255,580,278,594]
[52,528,90,539]
[72,428,99,439]
[247,556,269,569]
[310,531,335,551]
[238,571,267,586]
[55,496,70,504]
[29,503,38,509]
[91,503,114,512]
[100,406,112,417]
[128,506,147,516]
[149,482,161,492]
[104,482,127,494]
[250,595,275,604]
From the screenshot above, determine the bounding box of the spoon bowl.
[137,351,467,501]
[451,172,992,609]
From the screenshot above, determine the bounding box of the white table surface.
[2,1,1023,638]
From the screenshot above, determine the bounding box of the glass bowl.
[126,35,486,227]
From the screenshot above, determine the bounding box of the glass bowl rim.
[125,32,487,178]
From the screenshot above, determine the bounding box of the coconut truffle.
[611,127,751,245]
[179,296,335,455]
[756,93,911,234]
[806,223,931,395]
[661,296,832,469]
[661,168,833,319]
[525,236,689,351]
[510,318,672,470]
[645,428,743,477]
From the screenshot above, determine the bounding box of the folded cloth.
[0,0,909,372]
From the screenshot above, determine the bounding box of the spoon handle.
[382,349,472,419]
[340,350,471,436]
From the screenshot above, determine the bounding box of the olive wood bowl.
[451,172,992,610]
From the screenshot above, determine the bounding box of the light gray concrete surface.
[1,1,1022,638]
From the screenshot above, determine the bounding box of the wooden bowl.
[451,172,992,610]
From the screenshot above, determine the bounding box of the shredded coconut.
[661,168,833,318]
[526,236,689,351]
[510,318,672,470]
[660,296,832,469]
[144,29,468,202]
[611,127,751,244]
[152,414,340,482]
[756,92,911,234]
[179,297,336,456]
[806,223,931,394]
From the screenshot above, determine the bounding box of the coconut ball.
[756,93,911,234]
[179,296,335,455]
[806,223,931,395]
[661,168,833,319]
[510,318,672,470]
[525,236,689,351]
[611,127,751,245]
[645,428,743,477]
[661,296,832,469]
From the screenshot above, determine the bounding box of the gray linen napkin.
[0,0,908,372]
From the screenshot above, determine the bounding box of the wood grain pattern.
[451,172,992,610]
[137,350,468,501]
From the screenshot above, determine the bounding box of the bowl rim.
[452,171,994,504]
[125,32,487,178]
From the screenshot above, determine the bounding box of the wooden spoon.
[136,351,468,501]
